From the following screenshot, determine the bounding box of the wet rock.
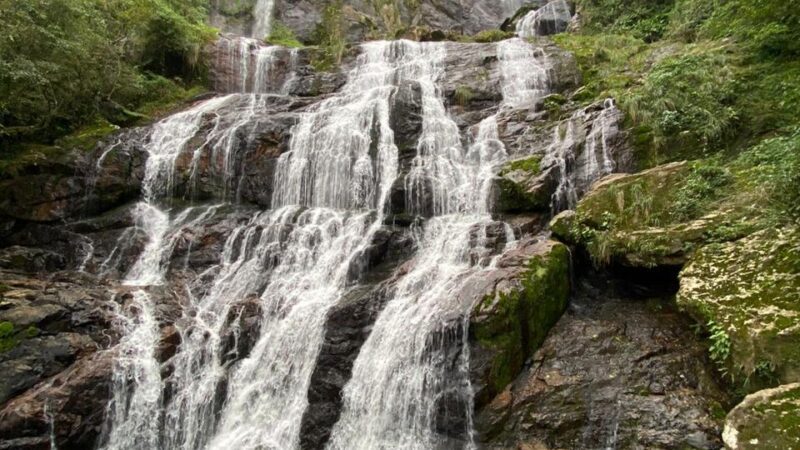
[391,80,424,166]
[0,270,116,407]
[493,157,558,214]
[476,273,729,449]
[0,246,66,273]
[723,383,800,450]
[467,238,571,409]
[0,350,115,450]
[0,333,95,405]
[300,283,394,450]
[515,0,573,37]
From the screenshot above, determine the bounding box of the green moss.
[729,384,800,449]
[54,120,119,152]
[471,29,515,43]
[501,156,541,176]
[266,22,303,48]
[495,156,548,214]
[472,243,571,394]
[678,228,800,390]
[454,86,474,107]
[0,321,16,352]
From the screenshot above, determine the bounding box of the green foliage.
[0,0,214,148]
[471,29,515,43]
[702,0,800,60]
[551,33,650,105]
[672,164,732,221]
[0,321,16,352]
[267,21,303,48]
[310,1,347,72]
[453,86,474,107]
[707,319,732,380]
[502,156,541,176]
[625,46,738,154]
[734,128,800,222]
[574,0,674,42]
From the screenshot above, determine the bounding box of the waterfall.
[497,38,551,108]
[215,37,298,94]
[100,37,475,450]
[251,0,275,40]
[329,38,550,449]
[516,0,572,38]
[544,99,621,213]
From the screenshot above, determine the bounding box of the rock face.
[0,10,687,450]
[210,0,543,43]
[0,269,118,450]
[475,271,730,449]
[468,238,571,409]
[723,383,800,450]
[678,227,800,389]
[551,161,701,267]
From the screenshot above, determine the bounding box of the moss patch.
[496,156,550,214]
[677,228,800,390]
[472,242,571,394]
[724,383,800,449]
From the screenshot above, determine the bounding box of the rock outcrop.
[678,228,800,389]
[476,271,730,449]
[723,383,800,450]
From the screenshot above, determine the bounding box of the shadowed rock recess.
[1,0,797,449]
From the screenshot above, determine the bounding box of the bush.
[575,0,675,42]
[734,128,800,222]
[0,0,214,149]
[702,0,800,60]
[310,1,347,72]
[624,47,738,155]
[471,29,514,43]
[672,164,733,221]
[267,22,303,48]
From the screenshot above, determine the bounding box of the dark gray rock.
[475,272,729,449]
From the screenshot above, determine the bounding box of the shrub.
[624,47,738,155]
[310,1,347,72]
[267,21,303,48]
[471,29,514,43]
[454,86,474,107]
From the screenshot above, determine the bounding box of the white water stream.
[329,38,552,449]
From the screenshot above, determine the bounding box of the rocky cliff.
[1,0,797,449]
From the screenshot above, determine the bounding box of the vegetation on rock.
[471,241,570,396]
[0,0,215,150]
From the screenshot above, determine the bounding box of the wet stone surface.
[476,269,730,449]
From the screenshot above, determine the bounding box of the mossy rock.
[722,383,800,449]
[495,156,554,214]
[553,161,751,267]
[471,240,571,399]
[677,227,800,389]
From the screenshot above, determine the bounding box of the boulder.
[468,238,571,408]
[723,383,800,450]
[678,227,800,389]
[0,351,115,450]
[476,272,729,449]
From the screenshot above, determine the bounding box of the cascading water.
[328,38,551,449]
[251,0,275,40]
[516,0,572,38]
[543,98,621,213]
[100,35,480,450]
[215,37,298,94]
